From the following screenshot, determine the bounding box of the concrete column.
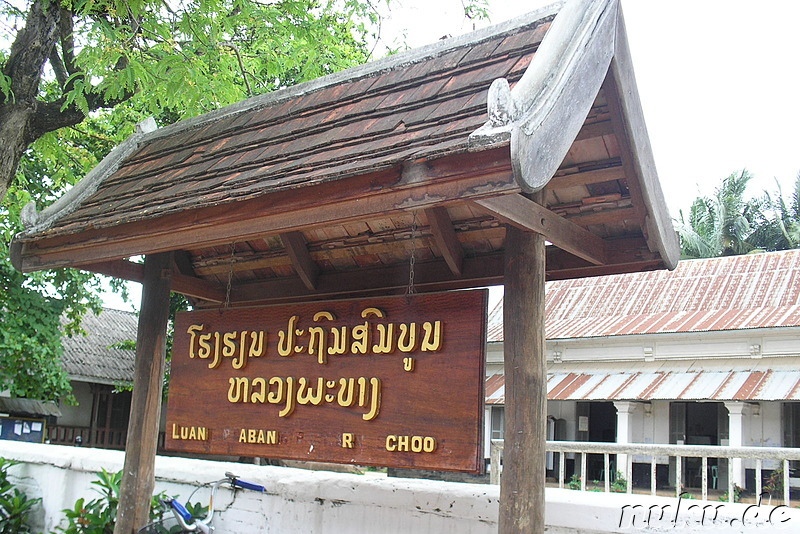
[724,401,746,488]
[614,401,635,480]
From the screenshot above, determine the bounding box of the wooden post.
[114,252,173,534]
[500,225,546,533]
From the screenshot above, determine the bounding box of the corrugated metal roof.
[61,308,138,384]
[487,250,800,342]
[484,357,800,403]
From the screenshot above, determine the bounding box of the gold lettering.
[372,323,394,354]
[351,323,369,354]
[397,323,417,352]
[342,433,355,448]
[328,326,348,355]
[198,332,212,358]
[248,429,257,443]
[232,331,247,369]
[248,331,266,359]
[250,377,267,403]
[403,357,415,372]
[171,424,208,441]
[208,332,222,369]
[222,332,237,358]
[297,377,324,405]
[278,315,302,356]
[239,429,247,443]
[267,377,285,404]
[187,325,204,358]
[227,377,249,403]
[362,377,381,421]
[421,321,442,351]
[278,377,296,417]
[337,378,356,407]
[384,435,436,453]
[266,430,278,445]
[308,327,328,365]
[361,307,384,319]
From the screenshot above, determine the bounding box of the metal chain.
[223,242,236,311]
[407,211,418,296]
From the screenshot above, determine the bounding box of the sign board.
[0,416,46,443]
[165,290,487,472]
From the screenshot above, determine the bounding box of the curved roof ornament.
[471,0,617,194]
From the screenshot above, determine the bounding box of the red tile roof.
[487,250,800,341]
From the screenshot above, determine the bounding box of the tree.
[0,0,382,201]
[748,173,800,251]
[0,0,383,401]
[675,170,764,258]
[0,0,489,401]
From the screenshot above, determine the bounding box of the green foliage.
[610,471,627,493]
[0,458,41,534]
[675,170,762,258]
[56,469,204,534]
[719,483,743,503]
[567,473,581,490]
[57,468,122,534]
[676,169,800,258]
[763,468,784,497]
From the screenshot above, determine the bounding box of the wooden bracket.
[424,207,464,277]
[473,194,608,266]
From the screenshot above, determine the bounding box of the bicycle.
[138,472,266,533]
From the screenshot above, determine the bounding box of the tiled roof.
[487,250,800,341]
[485,357,800,403]
[61,308,138,384]
[33,14,554,239]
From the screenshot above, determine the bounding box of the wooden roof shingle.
[12,0,679,306]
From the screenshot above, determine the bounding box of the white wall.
[8,441,796,533]
[56,382,93,427]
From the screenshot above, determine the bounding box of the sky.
[378,0,800,213]
[103,0,800,311]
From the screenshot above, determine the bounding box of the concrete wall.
[2,441,798,534]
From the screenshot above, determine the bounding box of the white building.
[485,249,800,492]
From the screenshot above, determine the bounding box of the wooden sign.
[165,290,487,472]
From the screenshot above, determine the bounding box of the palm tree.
[675,170,763,258]
[748,173,800,251]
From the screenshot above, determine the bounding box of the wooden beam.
[501,225,546,533]
[114,252,173,534]
[473,194,608,265]
[15,147,516,272]
[227,253,505,305]
[424,207,463,276]
[280,231,319,290]
[549,164,624,190]
[83,259,225,303]
[574,119,614,141]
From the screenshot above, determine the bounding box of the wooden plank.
[83,260,225,303]
[14,148,516,272]
[114,252,173,534]
[473,194,608,265]
[227,253,506,305]
[500,225,546,533]
[574,119,614,141]
[563,206,638,227]
[424,207,463,276]
[280,231,319,290]
[549,165,624,190]
[165,291,487,472]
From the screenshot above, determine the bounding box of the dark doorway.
[577,402,617,481]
